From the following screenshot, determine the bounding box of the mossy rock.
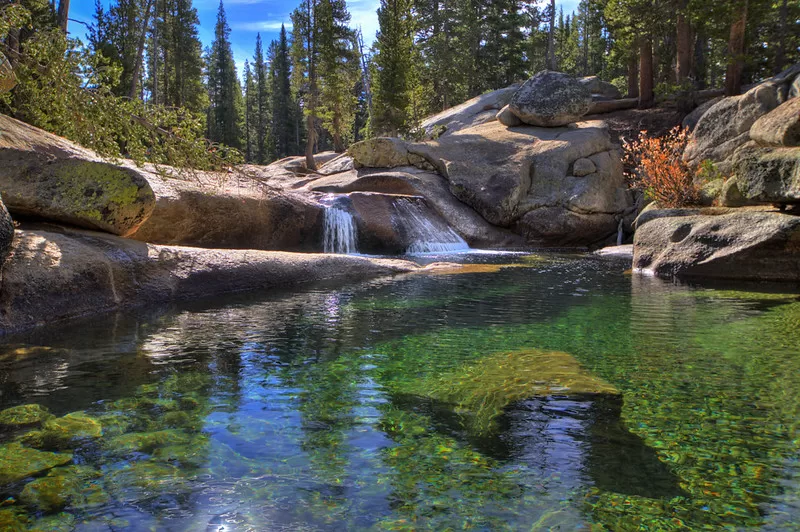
[107,461,191,501]
[160,411,204,431]
[151,434,210,467]
[106,429,191,455]
[0,404,54,427]
[0,443,72,484]
[405,348,619,433]
[0,507,29,532]
[20,465,106,512]
[21,412,102,450]
[0,158,156,237]
[27,512,76,532]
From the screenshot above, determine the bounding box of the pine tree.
[253,33,272,163]
[270,25,298,158]
[243,59,256,161]
[88,0,150,97]
[146,0,206,112]
[291,0,319,169]
[371,0,415,136]
[316,0,360,152]
[206,0,242,148]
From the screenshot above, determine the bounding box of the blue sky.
[70,0,579,77]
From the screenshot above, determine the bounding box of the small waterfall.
[394,198,469,254]
[323,204,358,254]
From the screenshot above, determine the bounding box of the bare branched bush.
[622,126,700,208]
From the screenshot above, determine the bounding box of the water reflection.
[0,253,798,529]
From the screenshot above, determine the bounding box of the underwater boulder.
[0,404,54,428]
[0,443,72,484]
[21,412,102,450]
[19,465,106,512]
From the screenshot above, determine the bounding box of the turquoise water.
[1,252,799,530]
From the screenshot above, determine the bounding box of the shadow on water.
[392,391,685,501]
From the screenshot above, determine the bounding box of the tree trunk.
[57,0,70,33]
[546,0,556,70]
[6,29,19,68]
[627,53,639,98]
[724,0,748,97]
[638,37,654,109]
[305,114,316,170]
[775,0,788,73]
[129,0,154,100]
[675,1,692,83]
[692,30,708,89]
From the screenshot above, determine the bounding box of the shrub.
[622,126,701,208]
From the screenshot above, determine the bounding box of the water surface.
[1,252,799,530]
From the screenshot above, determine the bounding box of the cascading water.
[323,201,358,254]
[394,198,469,254]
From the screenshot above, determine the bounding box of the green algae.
[27,512,76,532]
[55,161,143,224]
[19,466,107,513]
[21,412,102,450]
[106,429,192,454]
[0,507,29,532]
[0,404,54,427]
[0,443,72,484]
[20,475,78,512]
[405,348,619,433]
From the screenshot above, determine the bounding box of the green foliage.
[269,25,299,159]
[206,0,243,150]
[371,0,415,136]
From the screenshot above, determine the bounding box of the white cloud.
[233,20,293,32]
[347,0,379,46]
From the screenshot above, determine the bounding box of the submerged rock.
[633,210,800,281]
[0,443,72,484]
[0,114,155,236]
[107,429,192,454]
[509,71,592,127]
[0,404,53,427]
[27,513,77,532]
[21,412,102,449]
[19,465,105,512]
[408,348,619,432]
[0,507,28,532]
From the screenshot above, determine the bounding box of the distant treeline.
[1,0,797,169]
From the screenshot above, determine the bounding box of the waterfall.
[394,198,469,254]
[323,205,358,254]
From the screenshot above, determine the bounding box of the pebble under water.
[1,252,799,530]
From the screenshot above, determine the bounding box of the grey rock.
[0,227,422,334]
[497,105,523,127]
[516,206,617,247]
[681,97,721,131]
[509,71,592,127]
[0,114,155,236]
[723,142,800,205]
[579,76,622,99]
[420,84,521,139]
[633,210,800,281]
[572,158,597,177]
[750,97,800,147]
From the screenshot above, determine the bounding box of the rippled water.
[1,252,799,530]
